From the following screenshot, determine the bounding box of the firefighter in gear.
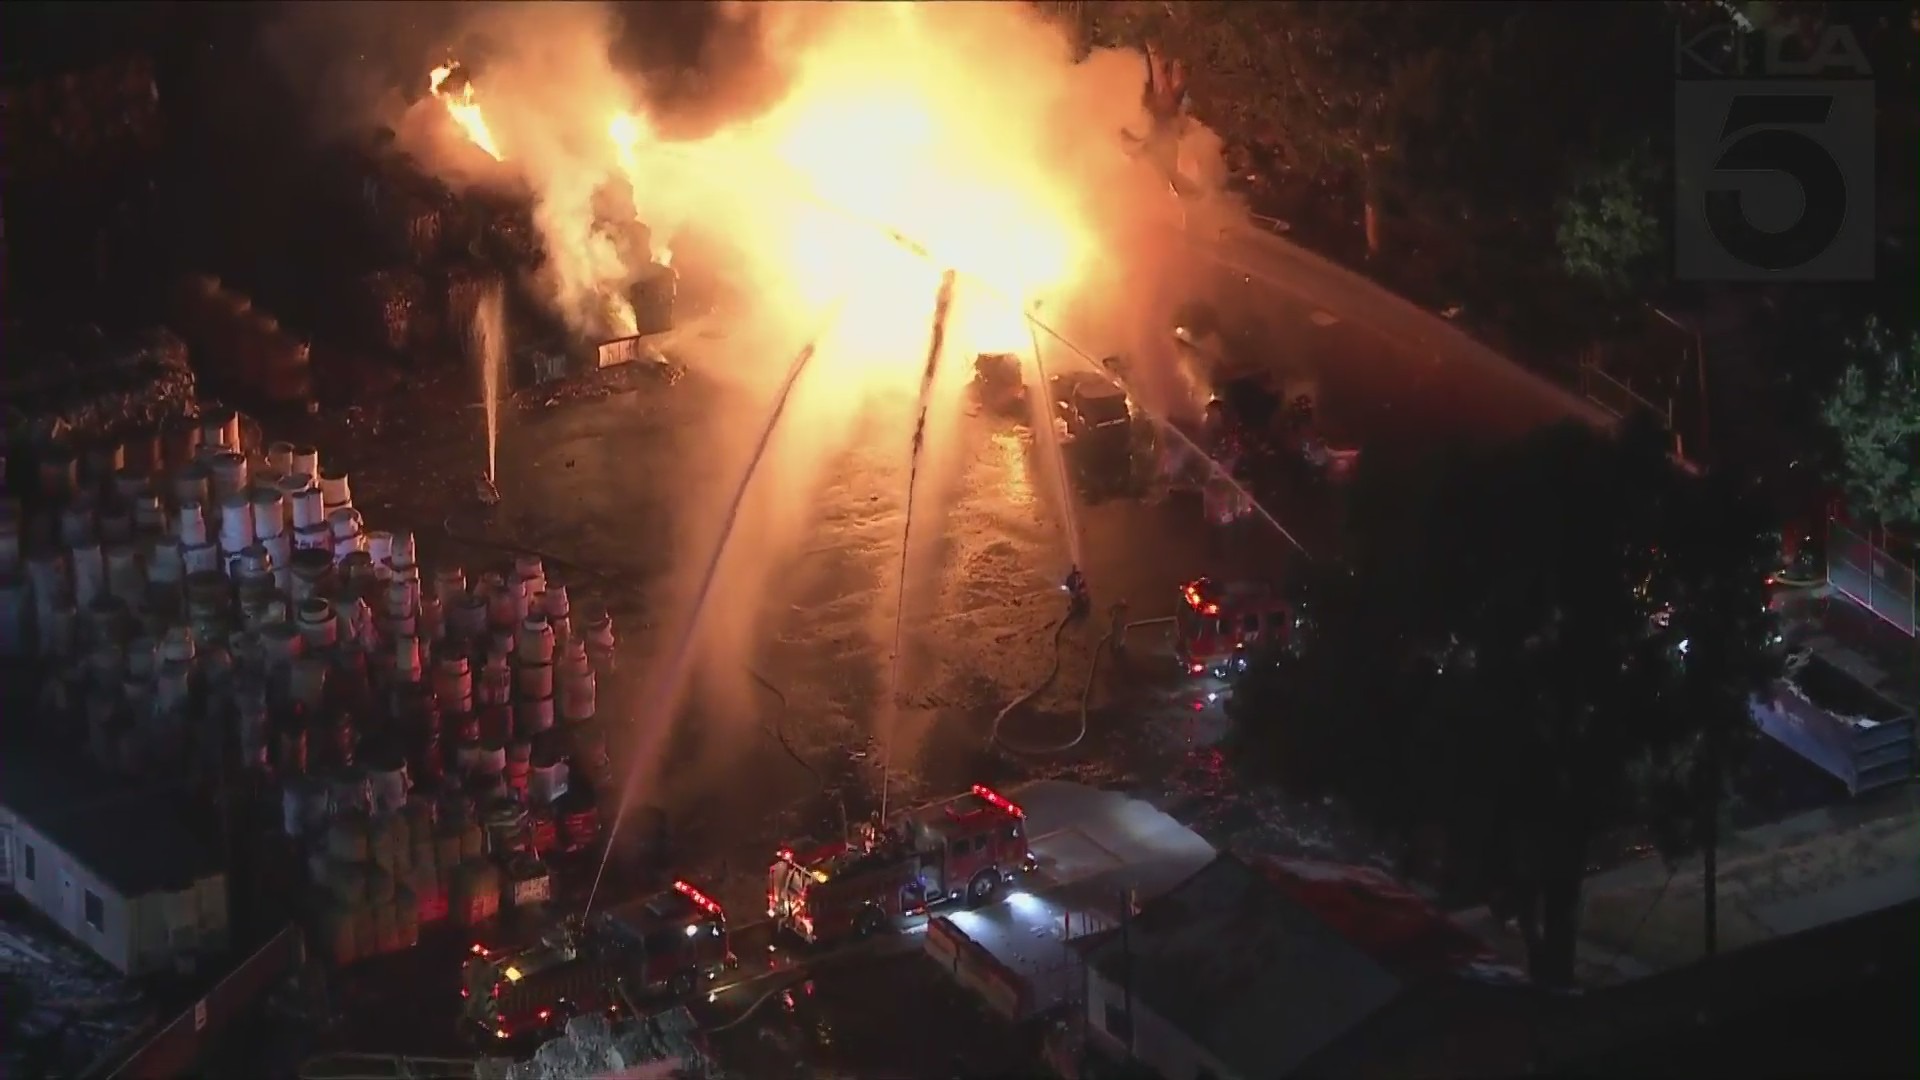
[1063,566,1090,618]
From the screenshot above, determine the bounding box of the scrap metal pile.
[359,268,431,355]
[350,147,535,365]
[472,1011,717,1080]
[0,919,150,1078]
[1,325,197,447]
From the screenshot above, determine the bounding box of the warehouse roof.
[0,741,223,897]
[1083,854,1405,1079]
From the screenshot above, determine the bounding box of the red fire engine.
[1176,577,1292,677]
[459,879,733,1046]
[768,784,1038,945]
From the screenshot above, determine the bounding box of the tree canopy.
[1555,138,1667,300]
[1822,318,1920,529]
[1227,419,1781,986]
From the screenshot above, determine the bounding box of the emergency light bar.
[672,879,725,918]
[1182,580,1220,617]
[971,784,1025,818]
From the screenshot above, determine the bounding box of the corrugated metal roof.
[1251,858,1527,984]
[1085,854,1404,1079]
[0,741,222,897]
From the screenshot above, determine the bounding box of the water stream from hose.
[585,299,849,915]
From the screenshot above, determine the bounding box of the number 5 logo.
[1705,95,1847,271]
[1675,81,1874,282]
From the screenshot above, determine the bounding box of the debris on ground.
[485,1008,719,1080]
[0,913,152,1078]
[1,325,197,445]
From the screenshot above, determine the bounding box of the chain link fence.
[1827,519,1918,637]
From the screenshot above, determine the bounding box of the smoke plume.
[264,0,1246,796]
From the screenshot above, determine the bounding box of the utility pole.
[1704,747,1719,961]
[1119,888,1136,1058]
[1702,732,1721,1028]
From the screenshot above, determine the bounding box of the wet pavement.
[283,237,1602,1072]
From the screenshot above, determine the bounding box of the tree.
[1228,419,1781,986]
[1555,138,1666,299]
[1822,318,1920,530]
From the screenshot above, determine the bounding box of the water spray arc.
[878,269,959,824]
[1025,312,1083,569]
[585,298,850,917]
[469,283,508,488]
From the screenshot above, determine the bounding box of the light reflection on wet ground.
[302,250,1573,1072]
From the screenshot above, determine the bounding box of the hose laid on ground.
[748,667,821,786]
[989,611,1181,756]
[985,613,1069,753]
[700,975,815,1035]
[436,508,1119,761]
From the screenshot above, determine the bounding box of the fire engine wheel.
[668,970,697,998]
[967,870,1000,907]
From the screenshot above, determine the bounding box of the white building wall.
[1084,967,1242,1080]
[2,811,229,977]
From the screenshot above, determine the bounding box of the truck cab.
[1175,577,1293,678]
[768,784,1036,945]
[459,879,731,1046]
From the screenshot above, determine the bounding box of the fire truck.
[768,784,1038,945]
[1175,577,1294,678]
[459,879,733,1046]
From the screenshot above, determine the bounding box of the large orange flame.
[428,6,1104,392]
[429,62,504,162]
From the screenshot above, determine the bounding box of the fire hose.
[989,608,1179,756]
[698,974,813,1036]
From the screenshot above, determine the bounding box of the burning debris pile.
[1,325,197,447]
[358,268,432,355]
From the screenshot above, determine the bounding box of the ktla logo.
[1673,21,1876,281]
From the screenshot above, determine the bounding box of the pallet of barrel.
[450,858,503,927]
[501,853,551,910]
[367,810,412,877]
[316,895,363,969]
[552,785,602,855]
[365,863,403,955]
[316,858,369,967]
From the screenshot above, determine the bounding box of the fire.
[427,6,1103,390]
[429,62,504,162]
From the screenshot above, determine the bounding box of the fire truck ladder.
[295,1052,500,1080]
